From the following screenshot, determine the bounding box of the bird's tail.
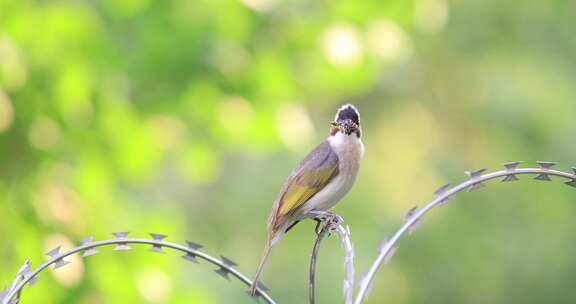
[250,239,272,296]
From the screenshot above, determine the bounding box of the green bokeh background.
[1,0,576,303]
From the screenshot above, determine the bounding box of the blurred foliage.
[1,0,576,303]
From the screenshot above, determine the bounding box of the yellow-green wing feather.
[270,141,339,232]
[278,167,337,215]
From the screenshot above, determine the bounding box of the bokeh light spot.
[366,19,412,63]
[0,36,28,91]
[276,104,316,152]
[414,0,449,34]
[136,268,173,303]
[29,116,61,150]
[35,181,85,232]
[44,234,85,287]
[322,23,364,67]
[239,0,276,12]
[148,115,187,151]
[210,41,251,77]
[218,96,255,139]
[0,88,14,133]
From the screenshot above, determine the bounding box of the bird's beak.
[342,119,356,135]
[332,120,357,135]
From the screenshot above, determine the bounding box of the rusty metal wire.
[1,233,276,304]
[354,161,576,304]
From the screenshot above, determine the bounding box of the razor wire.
[1,233,275,304]
[3,161,576,304]
[354,161,576,303]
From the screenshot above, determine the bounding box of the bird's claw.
[310,211,344,234]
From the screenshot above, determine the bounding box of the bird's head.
[330,104,361,137]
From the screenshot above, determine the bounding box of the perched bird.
[250,104,364,295]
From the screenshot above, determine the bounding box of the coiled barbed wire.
[308,219,355,304]
[1,233,276,304]
[353,161,576,304]
[3,161,576,304]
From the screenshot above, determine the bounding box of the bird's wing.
[269,140,339,232]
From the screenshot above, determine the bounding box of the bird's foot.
[309,210,344,234]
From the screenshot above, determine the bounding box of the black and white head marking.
[331,104,361,137]
[335,104,360,126]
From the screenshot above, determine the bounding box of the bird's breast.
[330,133,364,187]
[300,134,364,213]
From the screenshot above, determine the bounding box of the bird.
[250,104,364,296]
